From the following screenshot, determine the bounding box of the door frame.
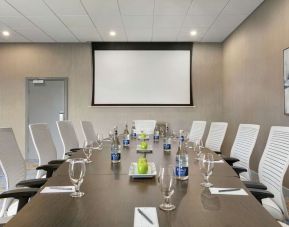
[25,77,68,159]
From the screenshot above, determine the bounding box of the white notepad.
[41,186,75,193]
[134,207,159,227]
[209,188,248,195]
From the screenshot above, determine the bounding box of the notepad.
[209,188,248,195]
[41,186,75,193]
[134,207,159,227]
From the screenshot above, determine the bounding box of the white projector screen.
[92,43,192,106]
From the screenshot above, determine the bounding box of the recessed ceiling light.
[2,30,10,37]
[190,30,197,36]
[109,31,116,36]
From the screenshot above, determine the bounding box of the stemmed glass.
[199,153,214,187]
[83,140,93,163]
[194,139,204,159]
[171,130,177,141]
[96,134,104,150]
[158,165,176,211]
[69,158,86,198]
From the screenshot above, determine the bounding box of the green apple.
[140,141,148,149]
[140,132,147,139]
[137,157,148,174]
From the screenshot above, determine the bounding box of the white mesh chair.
[257,126,289,221]
[29,123,65,178]
[56,120,80,157]
[205,122,228,153]
[0,128,46,221]
[188,121,207,142]
[228,124,260,181]
[81,121,97,142]
[134,120,157,135]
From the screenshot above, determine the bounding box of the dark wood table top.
[6,140,279,227]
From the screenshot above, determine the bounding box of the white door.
[26,78,68,160]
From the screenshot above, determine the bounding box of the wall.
[222,0,289,186]
[0,43,223,157]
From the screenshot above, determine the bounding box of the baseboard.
[251,170,289,198]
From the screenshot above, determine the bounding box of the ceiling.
[0,0,264,43]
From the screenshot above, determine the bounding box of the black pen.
[218,188,240,192]
[137,208,154,225]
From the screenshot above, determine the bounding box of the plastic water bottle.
[176,140,189,180]
[131,121,137,139]
[163,136,171,152]
[154,125,160,142]
[111,126,121,163]
[123,123,130,147]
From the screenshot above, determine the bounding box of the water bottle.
[179,129,185,143]
[131,121,137,139]
[153,125,160,142]
[111,126,121,163]
[163,135,171,152]
[176,140,189,180]
[123,123,130,147]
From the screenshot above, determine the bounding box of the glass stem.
[204,175,209,183]
[75,184,80,193]
[164,197,170,205]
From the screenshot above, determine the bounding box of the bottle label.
[154,135,160,140]
[111,152,121,161]
[123,139,130,145]
[132,132,137,138]
[163,143,171,150]
[176,166,188,177]
[180,136,184,142]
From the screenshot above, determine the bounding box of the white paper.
[134,207,159,227]
[213,160,224,163]
[41,186,75,193]
[209,188,248,195]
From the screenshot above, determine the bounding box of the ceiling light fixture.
[2,30,10,37]
[190,30,197,36]
[109,31,116,36]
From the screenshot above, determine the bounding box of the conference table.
[6,139,279,227]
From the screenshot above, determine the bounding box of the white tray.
[136,144,153,153]
[129,162,157,178]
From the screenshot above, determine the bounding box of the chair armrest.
[70,148,81,152]
[232,166,247,176]
[16,178,48,188]
[222,156,240,166]
[48,159,66,165]
[0,188,38,212]
[243,181,267,190]
[36,164,60,178]
[248,188,274,203]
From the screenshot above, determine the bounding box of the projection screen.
[92,43,192,106]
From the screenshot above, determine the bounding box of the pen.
[218,188,240,192]
[137,208,154,225]
[48,187,72,191]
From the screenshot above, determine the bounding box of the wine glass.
[69,158,86,198]
[158,165,176,211]
[82,140,92,163]
[194,139,204,159]
[171,130,177,141]
[199,153,214,187]
[97,134,104,150]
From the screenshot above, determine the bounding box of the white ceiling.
[0,0,264,43]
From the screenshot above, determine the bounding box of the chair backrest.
[81,121,97,142]
[29,123,58,166]
[259,126,289,220]
[188,121,207,142]
[0,128,26,191]
[56,121,79,157]
[230,124,260,181]
[134,120,156,135]
[205,122,228,152]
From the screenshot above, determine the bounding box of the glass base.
[200,182,213,188]
[85,159,92,163]
[159,203,176,211]
[70,191,85,198]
